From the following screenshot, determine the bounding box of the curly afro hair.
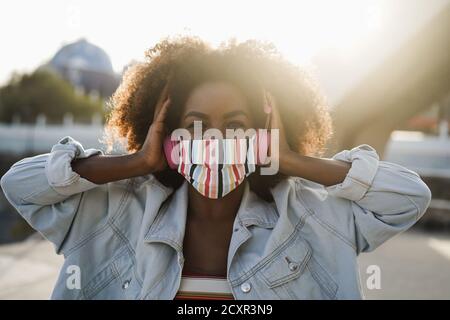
[103,35,333,201]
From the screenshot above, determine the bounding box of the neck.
[187,181,246,222]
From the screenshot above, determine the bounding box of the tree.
[0,70,105,124]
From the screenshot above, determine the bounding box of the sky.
[1,0,449,103]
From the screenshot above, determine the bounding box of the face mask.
[163,134,268,199]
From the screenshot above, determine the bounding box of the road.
[0,228,449,299]
[358,228,450,299]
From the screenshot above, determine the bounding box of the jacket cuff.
[45,136,104,196]
[325,144,379,201]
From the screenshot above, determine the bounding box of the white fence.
[0,123,106,154]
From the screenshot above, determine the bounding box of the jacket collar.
[143,179,280,252]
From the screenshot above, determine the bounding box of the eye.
[226,120,246,129]
[185,121,208,134]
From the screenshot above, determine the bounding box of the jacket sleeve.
[0,136,105,254]
[324,144,432,254]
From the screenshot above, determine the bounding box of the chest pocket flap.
[260,236,312,288]
[82,248,142,299]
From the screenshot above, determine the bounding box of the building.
[43,38,121,98]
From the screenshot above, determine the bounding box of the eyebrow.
[183,110,249,120]
[223,110,249,119]
[183,111,208,120]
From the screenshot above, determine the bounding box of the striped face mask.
[175,136,257,199]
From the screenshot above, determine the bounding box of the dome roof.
[50,38,114,74]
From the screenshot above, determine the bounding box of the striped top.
[174,271,235,300]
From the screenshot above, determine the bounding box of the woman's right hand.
[136,82,171,173]
[70,82,172,184]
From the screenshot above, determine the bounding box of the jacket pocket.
[259,235,338,299]
[82,249,142,300]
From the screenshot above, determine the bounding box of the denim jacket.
[0,136,431,299]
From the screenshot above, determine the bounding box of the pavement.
[0,228,449,300]
[358,228,450,299]
[0,233,63,299]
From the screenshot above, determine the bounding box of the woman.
[1,36,431,300]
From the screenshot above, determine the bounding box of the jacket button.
[240,282,251,293]
[288,262,299,271]
[122,280,130,289]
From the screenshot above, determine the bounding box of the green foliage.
[0,69,105,123]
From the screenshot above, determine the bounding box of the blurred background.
[0,0,449,299]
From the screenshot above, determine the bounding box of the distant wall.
[0,123,105,154]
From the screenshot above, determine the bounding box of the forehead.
[183,81,250,115]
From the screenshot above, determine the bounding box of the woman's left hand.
[263,89,351,185]
[263,89,295,174]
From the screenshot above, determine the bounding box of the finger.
[154,97,171,123]
[263,89,272,114]
[265,90,275,110]
[264,90,290,155]
[264,90,277,128]
[261,89,271,129]
[160,70,175,102]
[265,91,281,130]
[160,81,170,102]
[153,83,170,121]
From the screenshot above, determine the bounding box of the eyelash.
[226,121,245,129]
